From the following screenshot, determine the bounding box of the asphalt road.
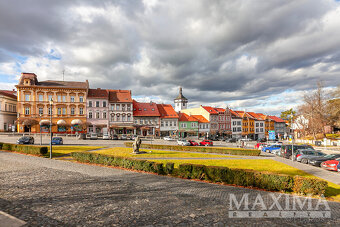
[1,151,340,226]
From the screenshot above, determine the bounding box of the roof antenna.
[62,69,65,81]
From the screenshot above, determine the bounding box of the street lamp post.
[291,114,294,161]
[39,114,42,145]
[49,98,53,159]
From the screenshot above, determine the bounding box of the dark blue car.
[52,137,63,145]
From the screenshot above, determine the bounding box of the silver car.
[177,139,190,146]
[296,149,325,164]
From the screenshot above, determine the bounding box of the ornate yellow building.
[16,73,89,133]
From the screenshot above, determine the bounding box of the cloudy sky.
[1,0,340,115]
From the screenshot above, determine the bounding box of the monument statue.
[133,136,142,154]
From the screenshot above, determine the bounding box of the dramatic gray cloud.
[0,0,340,115]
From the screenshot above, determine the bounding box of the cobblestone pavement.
[1,151,340,226]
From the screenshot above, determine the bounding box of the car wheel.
[265,149,269,153]
[337,167,340,172]
[205,144,208,146]
[301,159,308,164]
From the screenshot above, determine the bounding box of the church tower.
[174,87,188,112]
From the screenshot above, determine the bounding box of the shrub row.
[177,163,327,196]
[124,142,260,156]
[71,152,174,175]
[71,152,327,196]
[0,143,48,155]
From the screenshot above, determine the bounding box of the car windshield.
[324,154,335,158]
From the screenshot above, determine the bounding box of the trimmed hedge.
[71,152,164,174]
[71,152,327,196]
[124,142,260,156]
[1,143,48,155]
[293,176,328,196]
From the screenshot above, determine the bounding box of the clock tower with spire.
[174,87,188,112]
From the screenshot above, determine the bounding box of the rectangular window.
[58,108,61,115]
[96,101,99,107]
[25,107,30,115]
[165,121,168,127]
[39,94,43,102]
[174,121,176,126]
[70,96,75,102]
[96,112,100,119]
[103,101,106,107]
[79,107,84,115]
[89,112,93,119]
[134,119,138,124]
[122,115,126,121]
[62,108,66,115]
[256,123,259,127]
[260,123,264,127]
[116,104,120,110]
[25,94,30,101]
[127,115,131,121]
[79,96,84,102]
[161,121,164,127]
[103,112,107,119]
[140,119,144,124]
[122,104,125,111]
[71,108,75,115]
[169,121,172,127]
[89,101,92,107]
[63,96,66,102]
[116,115,120,121]
[111,105,114,110]
[58,95,62,102]
[39,108,43,115]
[127,104,131,111]
[48,95,53,102]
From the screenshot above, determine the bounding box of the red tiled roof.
[0,90,17,99]
[230,109,242,118]
[247,112,265,121]
[88,88,108,98]
[179,113,198,122]
[37,80,88,89]
[192,115,209,123]
[202,106,218,114]
[133,100,160,117]
[268,115,286,123]
[108,90,132,103]
[156,104,178,119]
[214,108,225,113]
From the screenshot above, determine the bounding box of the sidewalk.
[274,156,340,185]
[0,211,26,227]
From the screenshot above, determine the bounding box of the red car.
[200,140,213,146]
[255,143,266,149]
[187,140,199,146]
[321,159,340,171]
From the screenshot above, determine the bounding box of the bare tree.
[327,85,340,128]
[298,82,328,139]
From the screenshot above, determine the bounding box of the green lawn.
[45,146,105,158]
[147,158,340,202]
[93,147,234,158]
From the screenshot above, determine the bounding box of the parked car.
[177,139,190,146]
[257,138,267,142]
[200,140,213,146]
[321,158,340,171]
[131,135,137,140]
[296,150,325,164]
[17,136,34,144]
[280,145,314,159]
[120,134,127,140]
[255,142,266,150]
[164,136,175,141]
[309,154,340,167]
[90,133,98,140]
[226,138,237,143]
[102,133,110,140]
[111,134,118,140]
[262,144,281,153]
[187,140,199,146]
[51,137,63,145]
